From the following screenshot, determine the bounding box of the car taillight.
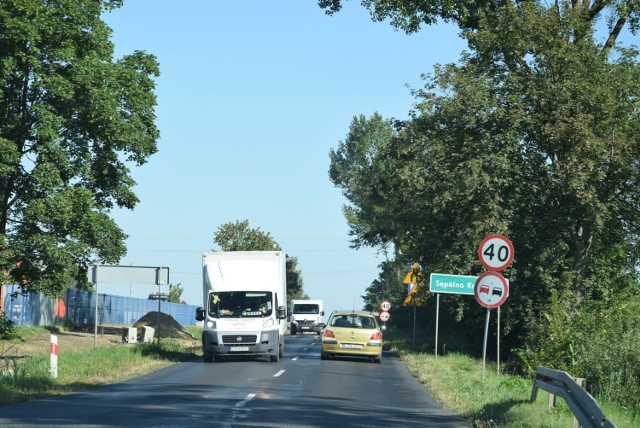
[323,329,335,338]
[370,331,382,340]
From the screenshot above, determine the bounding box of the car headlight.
[206,320,216,329]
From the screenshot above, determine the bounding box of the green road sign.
[429,273,477,295]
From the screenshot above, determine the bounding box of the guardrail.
[530,366,616,428]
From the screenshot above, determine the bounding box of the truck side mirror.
[320,311,325,316]
[277,306,287,320]
[195,306,205,321]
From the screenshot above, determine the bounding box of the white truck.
[289,299,324,335]
[195,251,288,362]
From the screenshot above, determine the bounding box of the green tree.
[324,0,640,363]
[213,219,305,303]
[167,283,184,303]
[0,0,160,296]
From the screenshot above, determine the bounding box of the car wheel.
[321,352,329,360]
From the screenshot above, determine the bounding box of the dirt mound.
[132,312,195,340]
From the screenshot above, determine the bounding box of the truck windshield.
[292,304,319,314]
[208,291,273,318]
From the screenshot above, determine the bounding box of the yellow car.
[321,310,383,363]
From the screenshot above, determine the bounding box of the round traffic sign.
[379,311,390,322]
[478,234,514,271]
[474,271,509,309]
[380,300,391,311]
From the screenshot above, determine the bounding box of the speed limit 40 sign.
[478,234,514,271]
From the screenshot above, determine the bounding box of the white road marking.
[234,393,256,408]
[273,370,285,377]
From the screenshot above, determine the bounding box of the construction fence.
[0,284,199,328]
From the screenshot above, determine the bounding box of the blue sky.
[101,1,466,314]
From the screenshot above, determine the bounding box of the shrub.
[0,311,15,339]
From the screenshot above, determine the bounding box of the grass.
[386,331,638,427]
[0,325,202,406]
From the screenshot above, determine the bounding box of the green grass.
[387,332,637,427]
[0,328,201,406]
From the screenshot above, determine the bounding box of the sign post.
[379,300,391,329]
[89,265,169,347]
[475,271,509,381]
[476,233,513,380]
[429,273,478,359]
[50,335,58,379]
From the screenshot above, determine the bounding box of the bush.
[0,311,15,339]
[518,290,640,414]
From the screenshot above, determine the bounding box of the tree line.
[323,0,640,409]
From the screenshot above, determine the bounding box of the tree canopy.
[0,0,160,296]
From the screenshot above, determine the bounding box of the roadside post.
[88,265,169,347]
[429,273,476,359]
[402,263,425,349]
[476,234,513,381]
[379,300,391,330]
[50,335,58,379]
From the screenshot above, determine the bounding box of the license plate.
[229,346,249,352]
[301,326,309,330]
[341,344,363,350]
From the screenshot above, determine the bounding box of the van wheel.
[204,354,214,363]
[270,353,279,362]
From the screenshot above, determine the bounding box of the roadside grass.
[386,332,637,427]
[0,325,202,406]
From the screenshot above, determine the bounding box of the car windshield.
[330,314,376,329]
[208,291,273,318]
[292,304,319,314]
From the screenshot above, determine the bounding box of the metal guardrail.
[530,366,616,428]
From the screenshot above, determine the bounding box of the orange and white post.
[50,335,58,379]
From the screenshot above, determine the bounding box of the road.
[0,334,470,427]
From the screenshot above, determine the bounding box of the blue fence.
[0,284,199,327]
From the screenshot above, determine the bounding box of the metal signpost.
[379,300,391,329]
[476,234,513,381]
[88,265,170,347]
[429,273,478,359]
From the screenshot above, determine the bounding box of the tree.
[0,0,160,297]
[323,0,640,361]
[213,219,305,302]
[319,0,639,52]
[167,283,184,304]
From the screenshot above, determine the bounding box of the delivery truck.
[195,251,288,362]
[289,299,324,335]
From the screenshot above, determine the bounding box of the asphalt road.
[0,334,470,427]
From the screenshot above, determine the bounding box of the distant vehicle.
[321,310,383,363]
[289,299,324,335]
[195,251,288,362]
